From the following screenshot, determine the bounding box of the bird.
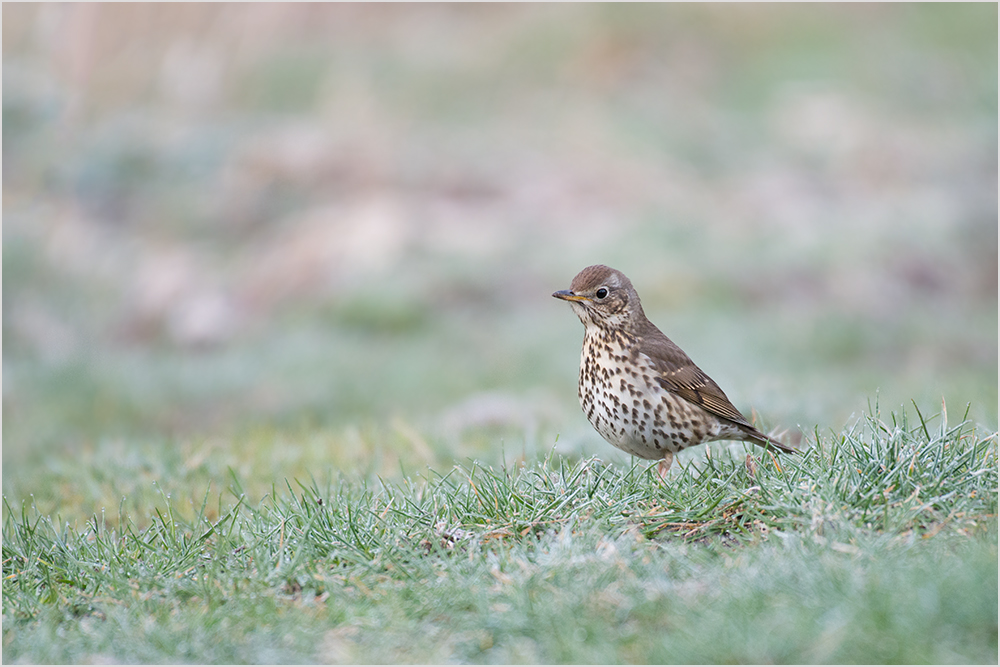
[553,264,794,477]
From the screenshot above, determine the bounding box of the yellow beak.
[552,290,589,302]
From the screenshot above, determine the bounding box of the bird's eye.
[595,288,609,299]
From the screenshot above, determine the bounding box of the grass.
[4,402,996,664]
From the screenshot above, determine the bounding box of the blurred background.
[3,4,997,506]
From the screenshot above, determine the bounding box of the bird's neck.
[582,320,639,350]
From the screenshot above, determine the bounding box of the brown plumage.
[553,264,794,476]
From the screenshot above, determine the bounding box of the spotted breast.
[578,326,744,460]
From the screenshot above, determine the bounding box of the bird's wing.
[637,332,756,430]
[636,325,797,454]
[653,357,756,428]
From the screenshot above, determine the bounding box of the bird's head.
[552,264,645,330]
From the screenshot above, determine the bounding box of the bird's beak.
[552,289,589,302]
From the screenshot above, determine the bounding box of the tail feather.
[748,429,797,454]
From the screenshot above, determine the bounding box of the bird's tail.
[750,430,797,454]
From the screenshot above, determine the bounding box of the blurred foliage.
[3,4,997,483]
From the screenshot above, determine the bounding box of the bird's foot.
[656,453,674,482]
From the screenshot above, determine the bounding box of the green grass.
[4,403,996,664]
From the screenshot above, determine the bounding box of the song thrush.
[553,264,794,477]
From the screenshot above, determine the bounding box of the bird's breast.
[577,329,720,459]
[577,330,655,453]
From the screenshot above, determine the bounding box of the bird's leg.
[657,452,674,481]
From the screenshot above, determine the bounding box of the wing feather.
[646,350,756,429]
[634,323,774,435]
